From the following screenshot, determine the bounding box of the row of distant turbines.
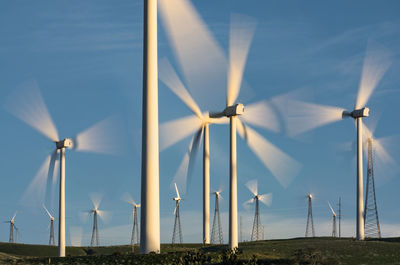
[3,0,392,256]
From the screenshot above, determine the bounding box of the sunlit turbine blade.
[245,179,258,197]
[174,183,181,200]
[259,193,272,207]
[328,202,335,215]
[12,211,18,222]
[97,210,111,223]
[4,80,59,142]
[122,192,135,206]
[356,41,392,109]
[70,227,83,247]
[90,193,102,210]
[74,116,124,155]
[241,100,280,133]
[243,198,254,209]
[173,204,177,215]
[227,14,257,106]
[21,155,52,207]
[237,119,302,188]
[159,114,202,151]
[159,0,226,109]
[159,58,203,119]
[283,100,344,136]
[43,204,53,219]
[186,127,204,190]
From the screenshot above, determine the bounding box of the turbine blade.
[227,14,257,106]
[355,41,392,109]
[97,210,111,223]
[173,204,177,215]
[328,201,335,215]
[90,193,102,210]
[12,211,18,222]
[174,183,181,200]
[121,192,135,206]
[284,100,344,136]
[243,198,255,209]
[259,193,273,207]
[237,120,302,188]
[159,114,202,151]
[70,227,83,247]
[186,127,204,190]
[241,100,280,133]
[4,80,59,142]
[21,154,52,207]
[43,204,53,219]
[159,58,203,119]
[159,0,226,110]
[245,179,258,197]
[74,116,124,155]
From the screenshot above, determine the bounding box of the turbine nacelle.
[342,107,370,119]
[308,194,313,199]
[210,103,244,118]
[56,138,73,149]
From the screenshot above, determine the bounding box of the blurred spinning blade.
[241,101,280,133]
[90,193,102,211]
[74,116,123,155]
[355,41,392,109]
[258,193,272,207]
[243,198,255,209]
[237,119,302,188]
[122,192,136,206]
[159,114,202,151]
[245,179,258,197]
[328,202,336,216]
[4,80,59,142]
[227,14,257,106]
[174,183,181,200]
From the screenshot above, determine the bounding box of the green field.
[0,237,399,264]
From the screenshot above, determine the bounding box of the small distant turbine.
[123,193,140,252]
[5,212,18,243]
[211,189,223,244]
[244,180,272,241]
[88,196,108,247]
[172,183,183,245]
[43,205,56,245]
[305,194,315,237]
[328,202,337,238]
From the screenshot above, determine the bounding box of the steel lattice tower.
[90,211,99,247]
[338,197,342,238]
[9,222,15,243]
[211,192,223,244]
[172,201,183,244]
[364,138,381,238]
[131,205,140,251]
[251,197,263,241]
[49,218,55,245]
[305,194,315,237]
[332,214,337,237]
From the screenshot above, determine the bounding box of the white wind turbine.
[328,202,337,238]
[172,183,183,244]
[43,205,56,245]
[123,193,140,252]
[159,58,228,245]
[211,189,224,244]
[5,82,121,256]
[5,212,18,243]
[244,180,272,241]
[159,0,301,250]
[280,43,391,240]
[88,196,108,247]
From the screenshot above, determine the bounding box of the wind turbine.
[159,58,228,245]
[211,189,223,244]
[305,194,315,237]
[123,193,140,252]
[244,180,272,241]
[280,43,391,241]
[5,212,18,243]
[328,202,337,238]
[5,82,121,256]
[159,1,301,250]
[43,205,56,245]
[88,196,108,247]
[172,183,183,244]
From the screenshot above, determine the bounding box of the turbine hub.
[224,103,244,117]
[342,107,370,119]
[56,138,73,149]
[308,194,312,199]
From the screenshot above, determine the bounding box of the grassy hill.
[0,237,399,264]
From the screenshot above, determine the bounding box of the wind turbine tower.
[90,209,99,247]
[5,212,18,243]
[211,190,223,244]
[172,183,183,244]
[364,137,382,238]
[305,194,315,237]
[43,205,56,245]
[338,197,342,238]
[328,202,337,237]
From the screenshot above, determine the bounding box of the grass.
[0,237,398,264]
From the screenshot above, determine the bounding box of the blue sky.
[0,0,399,245]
